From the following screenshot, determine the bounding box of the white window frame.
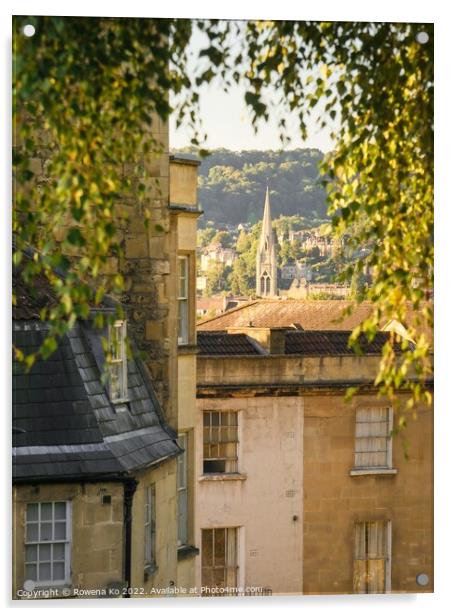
[177,433,188,546]
[144,484,156,570]
[108,320,128,403]
[203,411,239,475]
[351,407,396,475]
[24,501,71,587]
[353,520,392,594]
[178,255,189,345]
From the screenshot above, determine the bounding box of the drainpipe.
[123,478,138,598]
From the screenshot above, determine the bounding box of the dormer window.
[108,320,128,402]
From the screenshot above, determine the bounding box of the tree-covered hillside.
[174,148,327,226]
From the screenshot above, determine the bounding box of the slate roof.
[285,331,408,356]
[196,330,408,357]
[13,321,181,482]
[197,332,262,356]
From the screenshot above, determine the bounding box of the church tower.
[256,186,278,297]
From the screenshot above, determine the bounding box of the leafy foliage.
[13,17,433,412]
[13,16,193,363]
[180,20,434,410]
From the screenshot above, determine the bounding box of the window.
[354,407,393,469]
[177,433,188,546]
[144,485,156,571]
[108,320,128,402]
[178,256,189,344]
[353,521,391,593]
[260,271,270,295]
[201,528,238,595]
[25,501,71,585]
[203,411,238,474]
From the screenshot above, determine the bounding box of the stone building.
[256,187,278,297]
[12,124,202,596]
[168,154,202,590]
[12,258,181,598]
[194,301,433,595]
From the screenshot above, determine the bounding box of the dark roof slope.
[13,321,180,483]
[285,331,408,356]
[197,332,262,356]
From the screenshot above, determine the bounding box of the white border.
[2,1,450,614]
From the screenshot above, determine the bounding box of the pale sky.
[169,21,337,153]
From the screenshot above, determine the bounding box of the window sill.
[350,468,398,476]
[177,545,199,561]
[199,473,247,482]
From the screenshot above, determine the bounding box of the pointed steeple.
[256,186,278,297]
[261,186,272,245]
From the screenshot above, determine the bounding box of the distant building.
[200,244,237,272]
[256,187,278,297]
[280,278,351,299]
[196,275,207,293]
[290,229,333,257]
[280,261,312,281]
[196,295,253,319]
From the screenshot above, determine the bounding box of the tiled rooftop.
[197,332,262,356]
[197,299,432,345]
[285,330,408,356]
[197,299,374,331]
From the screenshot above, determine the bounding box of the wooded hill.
[173,148,328,227]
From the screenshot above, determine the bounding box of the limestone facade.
[196,332,433,595]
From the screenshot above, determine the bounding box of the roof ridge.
[196,299,260,326]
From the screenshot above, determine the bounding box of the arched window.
[260,271,270,295]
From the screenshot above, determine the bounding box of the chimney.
[226,327,287,354]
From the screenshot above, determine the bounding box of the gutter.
[123,478,138,598]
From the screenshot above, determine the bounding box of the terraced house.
[195,300,433,595]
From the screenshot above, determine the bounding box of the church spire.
[261,186,272,244]
[256,186,278,297]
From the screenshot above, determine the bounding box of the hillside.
[173,148,328,227]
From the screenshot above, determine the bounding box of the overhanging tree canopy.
[13,16,433,412]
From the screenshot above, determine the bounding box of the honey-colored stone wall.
[197,353,433,596]
[169,162,198,206]
[20,115,178,428]
[13,482,124,598]
[302,392,433,595]
[131,460,178,596]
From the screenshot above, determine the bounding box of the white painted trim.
[350,468,398,476]
[198,473,247,482]
[387,407,394,468]
[24,500,72,587]
[108,319,128,402]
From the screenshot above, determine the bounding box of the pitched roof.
[197,298,432,345]
[197,299,374,331]
[197,332,262,356]
[285,330,408,356]
[13,322,180,483]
